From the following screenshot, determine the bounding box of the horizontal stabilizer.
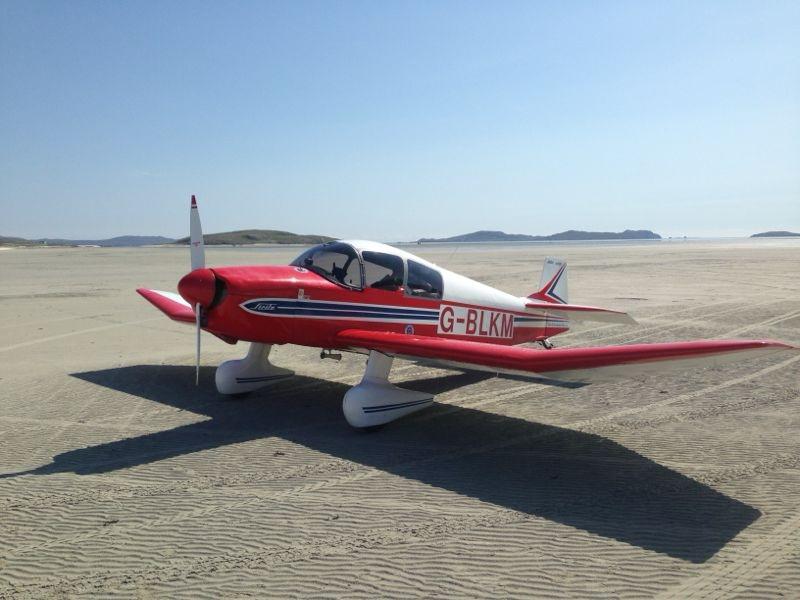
[137,288,195,323]
[525,301,637,325]
[334,329,795,383]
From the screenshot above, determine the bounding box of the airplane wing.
[137,288,195,323]
[334,329,796,383]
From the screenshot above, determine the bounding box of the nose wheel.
[215,343,294,395]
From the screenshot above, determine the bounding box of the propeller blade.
[190,194,205,270]
[195,302,201,385]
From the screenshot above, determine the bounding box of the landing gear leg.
[215,343,294,395]
[342,351,434,429]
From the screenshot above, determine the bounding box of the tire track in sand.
[0,318,161,353]
[720,308,800,337]
[655,512,800,599]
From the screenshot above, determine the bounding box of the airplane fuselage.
[196,263,568,350]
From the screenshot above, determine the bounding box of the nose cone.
[178,268,216,308]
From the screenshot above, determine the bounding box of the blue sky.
[1,1,798,240]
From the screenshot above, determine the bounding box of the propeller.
[179,195,224,386]
[189,194,205,385]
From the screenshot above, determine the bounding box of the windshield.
[291,242,362,289]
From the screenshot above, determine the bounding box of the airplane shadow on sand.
[9,364,759,564]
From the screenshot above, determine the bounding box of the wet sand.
[0,240,798,598]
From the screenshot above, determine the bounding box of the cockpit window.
[291,242,362,289]
[363,251,404,291]
[406,259,443,299]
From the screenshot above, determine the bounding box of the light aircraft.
[138,197,795,429]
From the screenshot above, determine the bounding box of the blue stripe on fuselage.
[242,299,439,321]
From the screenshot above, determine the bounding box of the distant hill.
[1,235,175,247]
[418,229,662,243]
[751,231,800,238]
[38,235,175,247]
[0,235,38,246]
[175,229,335,245]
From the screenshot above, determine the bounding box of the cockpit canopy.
[290,241,443,299]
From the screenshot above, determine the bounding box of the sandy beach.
[0,239,798,598]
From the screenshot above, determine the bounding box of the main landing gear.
[342,351,434,429]
[215,346,434,429]
[539,338,555,350]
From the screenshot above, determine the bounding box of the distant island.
[175,229,335,245]
[0,235,175,247]
[1,229,337,247]
[0,235,37,246]
[751,231,800,238]
[418,229,662,243]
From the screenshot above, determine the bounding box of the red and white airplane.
[138,197,795,429]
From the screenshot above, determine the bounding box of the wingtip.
[717,339,798,351]
[761,339,799,351]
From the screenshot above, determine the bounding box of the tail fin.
[529,257,568,304]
